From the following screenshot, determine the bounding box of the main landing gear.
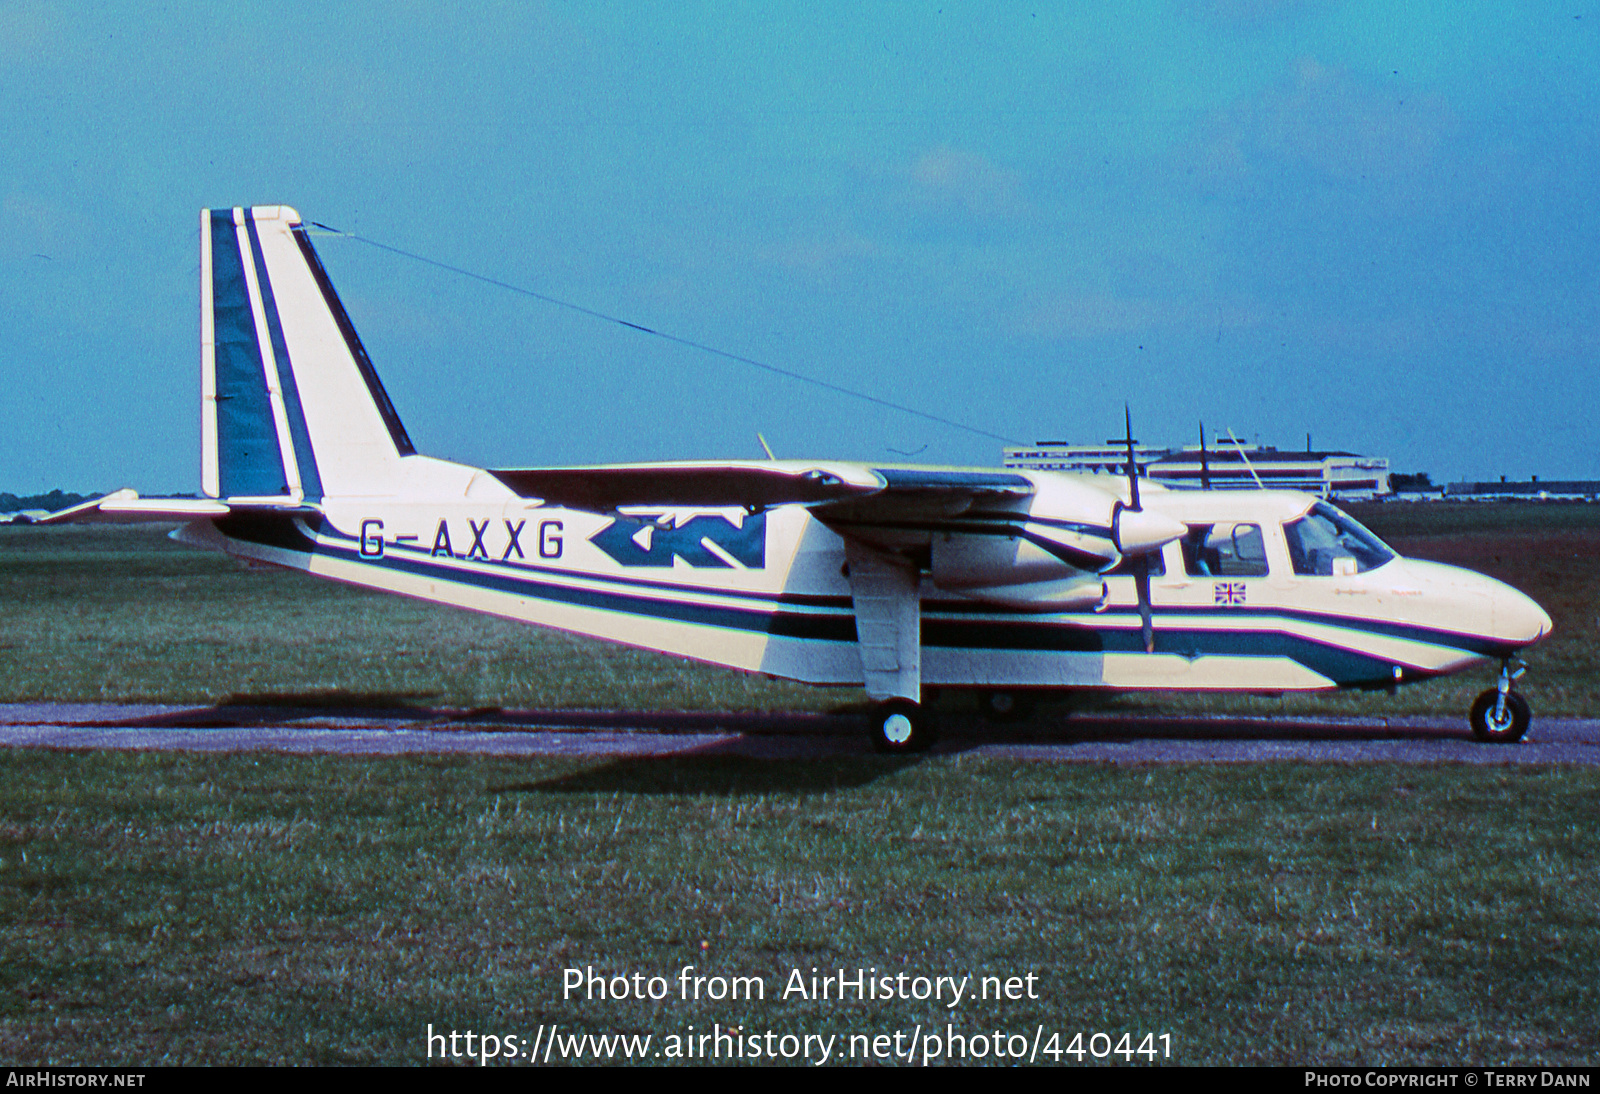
[871,698,935,753]
[1470,659,1532,744]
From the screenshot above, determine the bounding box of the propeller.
[1109,407,1156,654]
[1199,421,1211,490]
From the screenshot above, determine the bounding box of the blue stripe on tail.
[210,210,289,497]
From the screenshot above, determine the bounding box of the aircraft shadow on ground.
[931,716,1470,747]
[85,694,1473,749]
[101,695,869,735]
[101,691,447,728]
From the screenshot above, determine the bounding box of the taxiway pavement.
[3,703,1598,763]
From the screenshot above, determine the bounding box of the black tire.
[871,699,934,753]
[1470,689,1531,744]
[979,690,1035,723]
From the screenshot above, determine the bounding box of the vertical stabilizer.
[200,205,416,501]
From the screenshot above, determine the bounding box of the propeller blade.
[1115,408,1154,652]
[1122,406,1140,511]
[1134,554,1155,653]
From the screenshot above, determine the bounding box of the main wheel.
[979,690,1035,723]
[1470,689,1531,743]
[871,699,934,753]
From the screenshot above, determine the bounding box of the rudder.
[201,206,416,501]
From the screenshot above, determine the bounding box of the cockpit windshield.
[1282,502,1395,576]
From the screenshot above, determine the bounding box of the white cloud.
[1189,56,1455,184]
[910,146,1026,217]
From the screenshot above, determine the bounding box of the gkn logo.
[590,511,766,569]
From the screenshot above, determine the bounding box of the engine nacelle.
[926,473,1183,608]
[937,571,1107,610]
[931,528,1101,591]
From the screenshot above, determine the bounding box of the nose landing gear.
[1470,659,1531,743]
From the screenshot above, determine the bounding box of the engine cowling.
[929,475,1183,609]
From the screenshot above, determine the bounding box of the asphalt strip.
[2,703,1599,763]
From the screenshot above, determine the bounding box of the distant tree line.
[0,490,93,513]
[1389,472,1436,492]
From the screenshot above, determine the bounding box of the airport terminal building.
[1002,441,1391,499]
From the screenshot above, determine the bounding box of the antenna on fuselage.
[1199,421,1212,490]
[1226,427,1265,489]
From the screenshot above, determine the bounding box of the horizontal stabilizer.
[40,489,315,525]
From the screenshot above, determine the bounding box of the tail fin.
[200,205,416,501]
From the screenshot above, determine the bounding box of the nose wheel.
[1470,659,1531,743]
[871,699,935,753]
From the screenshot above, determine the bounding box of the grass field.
[3,752,1597,1065]
[2,503,1598,1065]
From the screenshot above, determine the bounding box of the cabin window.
[1282,502,1395,576]
[1181,523,1269,577]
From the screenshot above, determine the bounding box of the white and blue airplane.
[48,205,1553,750]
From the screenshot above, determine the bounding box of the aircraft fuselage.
[181,462,1548,698]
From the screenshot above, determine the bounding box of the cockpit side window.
[1182,523,1269,577]
[1282,502,1396,575]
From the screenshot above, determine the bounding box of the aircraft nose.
[1494,585,1553,647]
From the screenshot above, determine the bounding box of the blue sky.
[2,1,1596,493]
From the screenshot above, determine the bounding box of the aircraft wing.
[807,467,1033,523]
[488,461,1032,518]
[492,461,882,511]
[39,489,316,524]
[490,461,1181,589]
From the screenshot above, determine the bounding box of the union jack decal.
[1214,582,1247,605]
